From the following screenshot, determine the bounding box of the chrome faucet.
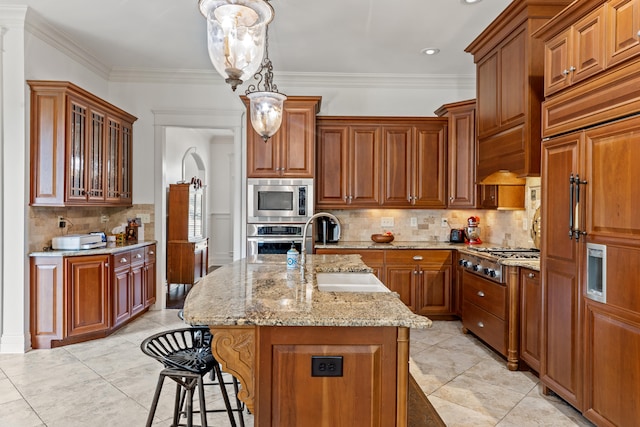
[299,212,341,270]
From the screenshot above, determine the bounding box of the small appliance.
[52,233,107,250]
[449,229,466,243]
[316,216,340,244]
[465,216,482,244]
[247,178,313,223]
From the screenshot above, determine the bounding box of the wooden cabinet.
[540,132,583,409]
[316,123,382,208]
[256,326,403,427]
[543,6,605,96]
[478,184,526,210]
[316,117,447,209]
[66,255,110,338]
[520,268,541,372]
[167,183,208,286]
[381,121,447,208]
[606,0,640,67]
[28,81,136,207]
[385,250,453,317]
[465,1,570,181]
[244,96,321,178]
[435,100,477,208]
[29,242,155,349]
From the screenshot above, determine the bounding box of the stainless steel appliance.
[247,178,313,223]
[449,229,465,243]
[458,247,540,284]
[316,216,340,244]
[246,223,312,257]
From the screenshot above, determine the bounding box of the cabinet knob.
[637,30,640,37]
[562,69,570,76]
[569,66,576,72]
[478,321,484,328]
[528,272,535,278]
[149,251,154,255]
[477,290,485,297]
[105,263,109,268]
[413,255,423,261]
[449,196,454,202]
[419,271,423,275]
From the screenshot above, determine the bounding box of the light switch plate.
[381,217,394,227]
[137,213,151,224]
[410,217,418,227]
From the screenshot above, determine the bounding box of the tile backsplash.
[28,205,155,253]
[329,178,541,248]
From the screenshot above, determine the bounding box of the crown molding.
[24,9,111,80]
[0,5,27,26]
[110,67,475,90]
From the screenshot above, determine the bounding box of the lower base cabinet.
[167,238,208,285]
[29,243,157,349]
[315,248,454,317]
[519,268,541,372]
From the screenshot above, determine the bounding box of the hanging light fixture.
[198,0,273,91]
[245,13,286,141]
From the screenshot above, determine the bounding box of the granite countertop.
[183,254,432,329]
[29,240,157,257]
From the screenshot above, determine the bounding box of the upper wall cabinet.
[465,0,571,181]
[28,81,137,207]
[316,116,447,209]
[243,96,321,178]
[536,0,640,137]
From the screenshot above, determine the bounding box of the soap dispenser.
[286,243,299,269]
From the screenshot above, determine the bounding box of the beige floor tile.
[0,399,45,427]
[462,358,539,395]
[0,346,77,377]
[428,394,498,427]
[10,360,101,398]
[0,377,23,404]
[497,395,593,427]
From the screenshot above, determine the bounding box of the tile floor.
[0,310,594,427]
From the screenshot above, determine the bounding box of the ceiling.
[2,0,513,81]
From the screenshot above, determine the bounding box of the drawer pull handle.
[120,257,128,263]
[528,273,535,278]
[478,321,484,328]
[149,251,154,255]
[136,254,142,259]
[413,256,423,261]
[477,291,485,297]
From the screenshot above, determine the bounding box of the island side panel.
[397,327,409,427]
[256,326,401,427]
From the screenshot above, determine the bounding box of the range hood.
[479,170,526,186]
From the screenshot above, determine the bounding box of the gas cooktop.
[467,247,540,259]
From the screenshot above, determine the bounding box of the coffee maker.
[316,216,340,244]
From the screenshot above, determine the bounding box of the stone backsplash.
[28,205,155,253]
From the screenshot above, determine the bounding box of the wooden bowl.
[371,233,394,243]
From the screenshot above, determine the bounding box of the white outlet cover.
[410,217,418,227]
[381,217,394,227]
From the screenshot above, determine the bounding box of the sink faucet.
[299,212,341,270]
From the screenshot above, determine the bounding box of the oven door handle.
[247,237,303,243]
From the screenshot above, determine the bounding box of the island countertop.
[183,254,432,329]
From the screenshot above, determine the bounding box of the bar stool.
[140,327,241,427]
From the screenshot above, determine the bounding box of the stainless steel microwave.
[247,178,313,223]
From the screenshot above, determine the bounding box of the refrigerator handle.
[575,175,588,240]
[569,174,575,239]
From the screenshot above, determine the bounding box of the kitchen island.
[183,254,431,427]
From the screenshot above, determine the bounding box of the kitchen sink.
[315,272,390,293]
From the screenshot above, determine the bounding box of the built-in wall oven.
[247,178,313,223]
[246,223,312,257]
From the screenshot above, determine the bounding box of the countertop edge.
[29,240,157,257]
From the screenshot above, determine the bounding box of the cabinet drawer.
[131,248,145,265]
[145,245,156,263]
[463,300,507,355]
[385,250,452,265]
[113,250,132,270]
[462,272,506,319]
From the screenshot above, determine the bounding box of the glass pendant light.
[198,0,273,91]
[245,20,286,141]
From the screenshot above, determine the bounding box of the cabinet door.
[381,126,412,206]
[248,133,279,177]
[500,30,526,126]
[86,108,106,202]
[130,249,145,316]
[607,0,640,67]
[413,123,447,208]
[30,257,64,349]
[476,51,500,137]
[384,265,417,312]
[544,28,573,96]
[416,265,452,316]
[66,97,89,203]
[316,125,349,207]
[106,116,133,205]
[279,105,316,177]
[541,133,583,409]
[144,244,157,307]
[349,126,382,206]
[520,268,541,372]
[445,102,476,208]
[571,6,606,85]
[66,255,110,337]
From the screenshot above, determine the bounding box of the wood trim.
[397,327,410,427]
[209,326,256,414]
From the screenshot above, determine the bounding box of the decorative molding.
[152,108,243,129]
[209,326,256,414]
[23,9,110,80]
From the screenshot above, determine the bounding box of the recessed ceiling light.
[421,48,440,56]
[462,0,482,4]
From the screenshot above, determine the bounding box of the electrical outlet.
[311,356,343,377]
[523,218,528,231]
[410,217,418,227]
[381,217,394,227]
[100,215,109,223]
[137,213,151,224]
[58,216,66,228]
[441,218,449,228]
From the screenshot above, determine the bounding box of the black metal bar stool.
[140,327,241,427]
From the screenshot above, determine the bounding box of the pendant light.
[198,0,273,91]
[245,18,287,141]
